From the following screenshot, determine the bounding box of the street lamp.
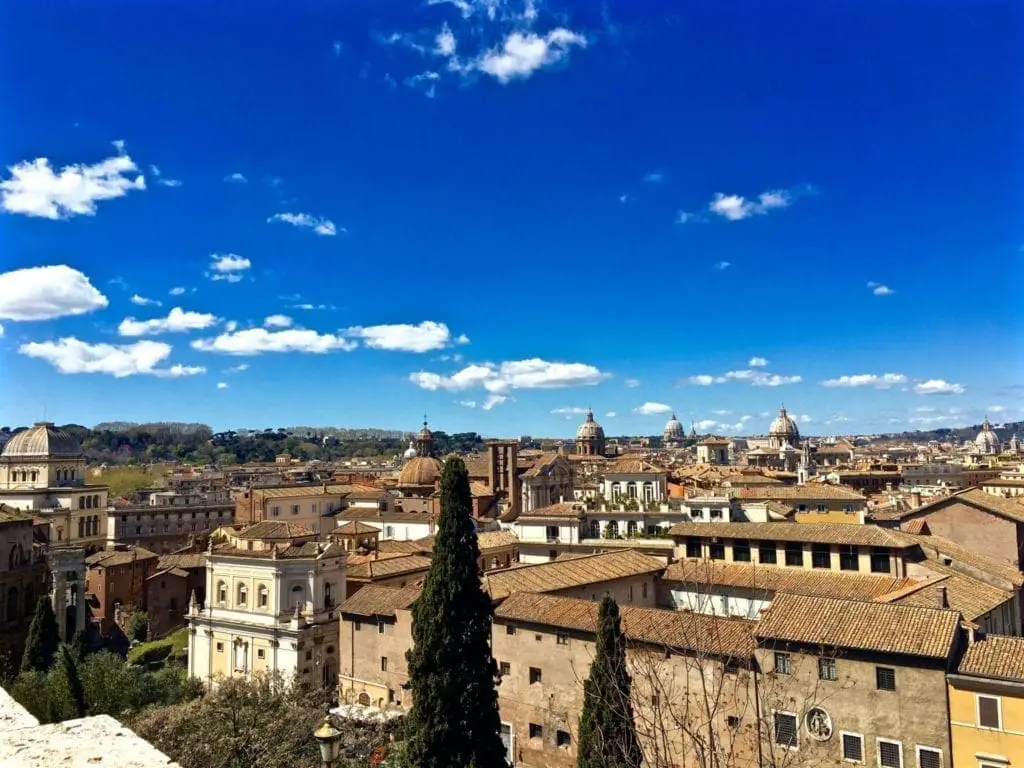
[313,715,343,768]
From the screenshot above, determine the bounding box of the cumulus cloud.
[118,307,220,337]
[708,189,791,221]
[482,395,507,410]
[217,382,229,389]
[209,254,251,283]
[130,294,162,307]
[688,375,721,386]
[268,212,339,236]
[687,368,801,388]
[435,23,457,56]
[714,261,731,270]
[224,173,247,183]
[867,281,895,296]
[605,411,617,418]
[0,265,109,321]
[748,357,768,367]
[191,328,357,356]
[409,358,608,394]
[624,378,640,388]
[551,407,589,415]
[19,337,204,378]
[264,314,293,329]
[914,379,965,396]
[820,373,907,389]
[473,28,587,83]
[346,321,457,353]
[149,165,182,188]
[457,400,477,409]
[169,286,187,296]
[643,170,665,184]
[694,419,717,431]
[634,402,672,415]
[1,147,146,219]
[225,363,249,373]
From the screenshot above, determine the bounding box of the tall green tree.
[577,597,642,768]
[21,596,61,673]
[403,457,506,768]
[59,646,87,718]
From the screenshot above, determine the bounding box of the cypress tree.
[577,597,642,768]
[21,596,61,674]
[59,646,87,718]
[70,628,90,662]
[403,456,506,768]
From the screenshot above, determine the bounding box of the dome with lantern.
[975,417,1000,453]
[768,406,800,448]
[663,412,684,442]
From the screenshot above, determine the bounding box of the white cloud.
[191,328,357,355]
[224,173,247,183]
[634,402,672,416]
[688,375,719,386]
[820,373,907,389]
[118,307,220,337]
[643,170,665,183]
[217,382,229,389]
[551,407,589,415]
[169,286,187,296]
[474,28,587,83]
[675,210,702,224]
[914,379,965,396]
[347,321,455,353]
[225,363,249,373]
[1,149,146,219]
[457,400,477,409]
[0,265,109,321]
[708,188,791,221]
[268,212,340,236]
[712,410,733,416]
[410,358,608,394]
[264,314,293,329]
[209,254,251,282]
[752,373,802,387]
[605,411,617,418]
[988,405,1007,414]
[913,406,936,413]
[748,357,768,367]
[714,261,731,270]
[482,395,507,410]
[333,41,343,55]
[130,294,162,307]
[435,23,457,56]
[224,321,238,332]
[694,419,717,431]
[149,165,182,188]
[624,378,640,388]
[867,281,895,296]
[798,414,813,423]
[18,337,204,378]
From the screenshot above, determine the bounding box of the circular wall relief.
[805,708,833,741]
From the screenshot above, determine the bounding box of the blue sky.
[1,0,1021,437]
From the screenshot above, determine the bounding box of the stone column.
[52,572,68,642]
[74,571,86,634]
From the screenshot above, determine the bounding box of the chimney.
[910,491,922,509]
[937,585,948,609]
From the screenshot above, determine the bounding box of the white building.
[187,522,346,691]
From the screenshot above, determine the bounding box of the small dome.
[769,406,800,439]
[1,422,83,459]
[403,441,418,460]
[976,417,1000,451]
[398,456,443,486]
[663,413,684,440]
[576,409,605,440]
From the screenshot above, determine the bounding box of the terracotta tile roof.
[253,483,381,500]
[0,505,35,523]
[899,531,1024,587]
[607,456,665,474]
[755,593,960,660]
[517,502,586,520]
[666,521,913,548]
[236,521,314,539]
[494,592,755,658]
[213,540,344,559]
[156,553,206,571]
[86,547,159,567]
[462,456,491,479]
[337,507,438,524]
[732,485,866,501]
[902,519,930,535]
[956,635,1024,681]
[347,554,433,581]
[477,530,520,550]
[484,550,663,599]
[883,565,1013,622]
[376,539,423,555]
[335,521,381,535]
[953,488,1024,523]
[521,453,569,478]
[340,584,422,618]
[663,559,914,601]
[147,566,189,580]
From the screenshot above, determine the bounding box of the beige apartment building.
[234,482,390,535]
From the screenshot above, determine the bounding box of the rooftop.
[347,554,432,581]
[483,549,663,600]
[516,502,585,520]
[956,635,1024,682]
[755,592,960,660]
[667,521,913,548]
[731,484,866,501]
[234,521,314,540]
[339,584,422,618]
[85,547,159,568]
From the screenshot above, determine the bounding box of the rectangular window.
[818,656,837,681]
[977,694,1001,728]
[381,657,388,672]
[556,633,568,645]
[642,582,648,599]
[876,666,896,691]
[916,747,941,768]
[529,723,543,739]
[811,544,831,569]
[556,730,571,747]
[878,739,902,768]
[759,542,777,565]
[685,538,702,558]
[773,712,798,748]
[785,543,804,567]
[529,667,542,684]
[726,715,740,728]
[839,545,859,571]
[257,648,265,659]
[506,624,516,635]
[378,622,385,635]
[870,547,891,573]
[290,505,299,515]
[354,621,361,631]
[816,504,828,512]
[499,661,510,676]
[841,732,864,762]
[774,652,791,675]
[733,539,751,562]
[709,541,725,560]
[797,504,807,512]
[216,642,224,652]
[271,506,280,517]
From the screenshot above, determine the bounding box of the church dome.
[416,421,433,443]
[976,417,1000,452]
[768,406,800,440]
[403,441,418,460]
[663,413,684,441]
[398,456,443,486]
[1,422,83,459]
[576,410,605,440]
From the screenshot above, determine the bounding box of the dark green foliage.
[402,457,506,768]
[70,629,90,662]
[577,597,642,768]
[59,646,87,718]
[128,612,149,643]
[21,596,60,673]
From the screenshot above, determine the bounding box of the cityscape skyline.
[1,1,1021,434]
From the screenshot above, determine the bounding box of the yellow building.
[948,634,1024,767]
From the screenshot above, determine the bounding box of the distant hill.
[877,420,1022,443]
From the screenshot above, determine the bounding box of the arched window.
[30,471,37,482]
[323,582,333,608]
[217,581,227,604]
[5,587,18,623]
[589,520,600,538]
[7,546,16,570]
[290,584,305,610]
[237,584,248,606]
[77,518,84,538]
[78,497,85,510]
[257,584,269,608]
[627,520,638,537]
[93,495,100,508]
[85,496,92,509]
[611,482,621,499]
[643,482,654,502]
[627,482,638,499]
[92,516,99,536]
[607,521,619,538]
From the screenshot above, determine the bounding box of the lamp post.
[313,715,343,768]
